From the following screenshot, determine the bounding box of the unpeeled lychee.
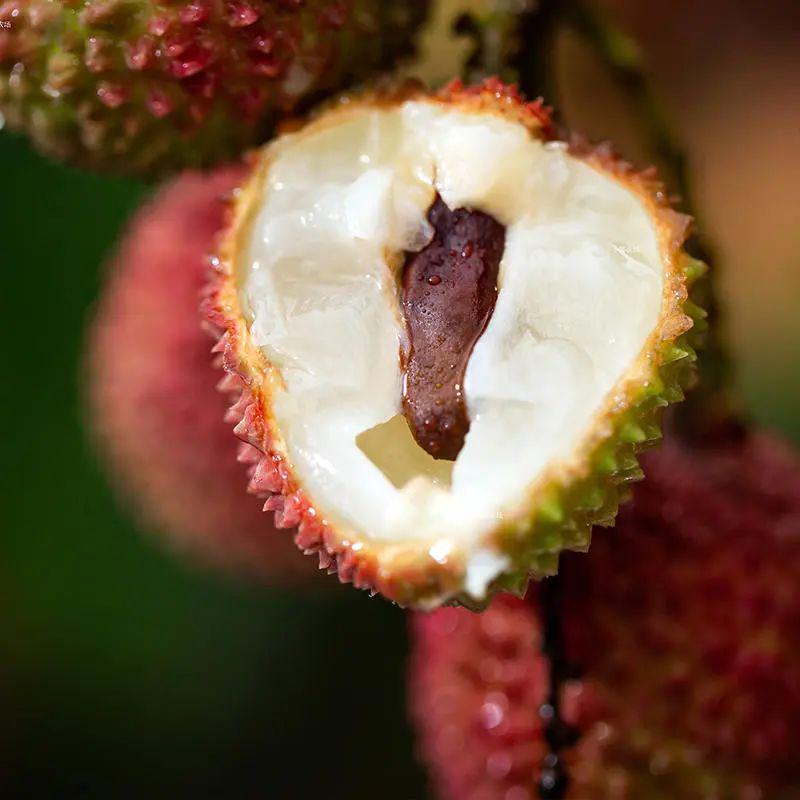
[0,0,428,174]
[87,166,310,581]
[409,430,800,799]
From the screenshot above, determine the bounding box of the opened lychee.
[207,79,703,607]
[410,430,800,798]
[88,166,309,581]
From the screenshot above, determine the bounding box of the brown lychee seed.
[0,0,429,175]
[87,166,310,581]
[401,194,504,460]
[409,430,800,798]
[206,79,704,608]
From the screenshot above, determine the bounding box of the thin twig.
[514,0,562,101]
[562,2,691,200]
[537,576,578,799]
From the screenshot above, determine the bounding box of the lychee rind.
[88,166,310,581]
[410,431,800,798]
[207,78,704,608]
[0,0,428,175]
[410,595,550,800]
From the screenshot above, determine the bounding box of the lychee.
[206,79,703,607]
[409,429,800,798]
[0,0,428,174]
[88,165,309,581]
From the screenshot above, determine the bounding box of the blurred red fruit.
[410,431,800,799]
[0,0,429,174]
[87,167,311,582]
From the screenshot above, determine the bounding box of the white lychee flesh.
[236,99,664,597]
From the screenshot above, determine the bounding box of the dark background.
[1,1,798,797]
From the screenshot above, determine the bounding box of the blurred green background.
[1,1,798,797]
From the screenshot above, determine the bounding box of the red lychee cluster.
[88,166,310,582]
[410,431,800,799]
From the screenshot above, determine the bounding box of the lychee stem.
[514,0,562,101]
[537,575,579,799]
[564,2,689,196]
[449,1,555,90]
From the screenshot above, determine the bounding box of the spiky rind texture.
[0,0,427,174]
[88,166,310,581]
[206,78,703,608]
[410,431,800,798]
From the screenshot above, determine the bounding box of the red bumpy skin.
[88,167,310,581]
[0,0,427,174]
[410,430,800,799]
